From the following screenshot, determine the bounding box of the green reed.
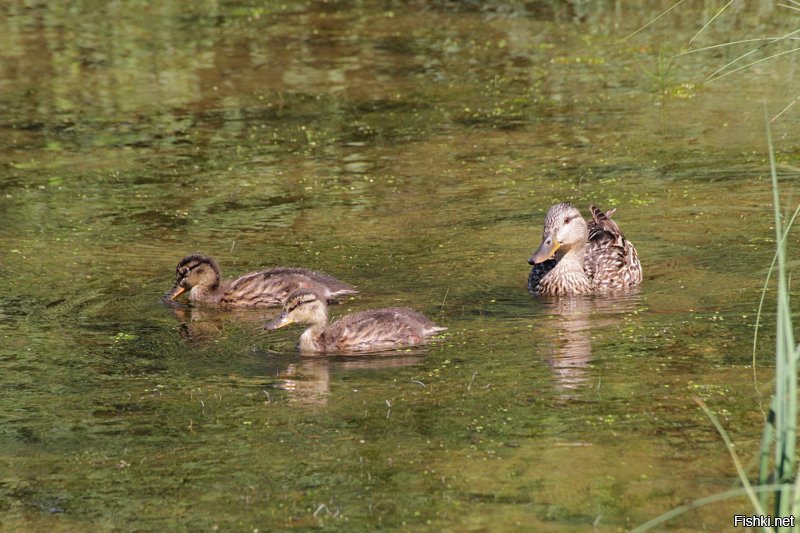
[628,2,800,527]
[757,117,798,528]
[635,120,799,532]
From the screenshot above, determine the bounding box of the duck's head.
[165,254,221,301]
[528,203,588,265]
[265,289,328,330]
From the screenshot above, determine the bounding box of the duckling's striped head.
[264,289,327,330]
[166,254,221,301]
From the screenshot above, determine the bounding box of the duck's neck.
[297,309,329,353]
[189,277,224,303]
[556,244,586,271]
[189,284,222,303]
[541,244,592,295]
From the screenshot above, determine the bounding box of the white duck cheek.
[555,227,571,243]
[557,226,583,245]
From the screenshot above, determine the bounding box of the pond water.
[2,1,800,530]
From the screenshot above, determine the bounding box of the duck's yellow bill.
[529,237,560,264]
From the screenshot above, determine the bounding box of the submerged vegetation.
[2,1,800,530]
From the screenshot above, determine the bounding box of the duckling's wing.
[220,268,356,307]
[324,308,443,352]
[585,205,643,290]
[217,272,278,306]
[390,308,448,335]
[220,270,307,306]
[264,268,358,299]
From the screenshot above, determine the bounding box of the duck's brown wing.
[322,308,443,353]
[283,267,358,299]
[585,205,643,290]
[219,268,357,307]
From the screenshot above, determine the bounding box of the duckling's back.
[221,267,357,306]
[321,308,446,353]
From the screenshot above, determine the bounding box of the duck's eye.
[563,217,571,224]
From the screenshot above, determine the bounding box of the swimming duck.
[527,203,642,295]
[164,254,357,306]
[265,289,447,354]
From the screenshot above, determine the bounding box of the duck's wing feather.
[219,268,357,307]
[585,205,643,290]
[272,267,358,298]
[323,308,444,352]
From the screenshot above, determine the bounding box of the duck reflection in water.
[539,293,640,391]
[272,356,424,406]
[165,300,280,346]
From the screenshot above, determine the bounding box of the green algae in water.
[1,1,800,531]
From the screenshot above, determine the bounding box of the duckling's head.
[265,289,328,330]
[165,254,221,301]
[528,203,588,265]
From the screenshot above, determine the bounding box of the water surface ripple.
[1,1,799,530]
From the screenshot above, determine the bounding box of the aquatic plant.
[629,1,800,120]
[634,119,800,532]
[626,5,800,527]
[754,117,799,527]
[635,46,677,95]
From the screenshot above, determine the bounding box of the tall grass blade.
[623,0,688,41]
[632,484,790,532]
[759,111,798,524]
[693,396,766,517]
[676,37,800,58]
[752,203,800,389]
[689,0,736,45]
[757,401,776,508]
[772,95,800,123]
[704,27,800,82]
[707,46,800,83]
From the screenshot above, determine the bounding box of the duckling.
[528,203,642,295]
[164,254,357,306]
[265,289,447,354]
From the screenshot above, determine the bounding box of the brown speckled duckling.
[528,203,642,295]
[165,254,357,306]
[265,289,447,354]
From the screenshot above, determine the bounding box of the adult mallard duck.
[265,289,447,354]
[527,203,642,295]
[164,254,357,306]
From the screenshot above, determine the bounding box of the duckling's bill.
[265,312,294,330]
[529,235,560,264]
[165,285,187,301]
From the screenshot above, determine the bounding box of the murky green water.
[2,1,800,530]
